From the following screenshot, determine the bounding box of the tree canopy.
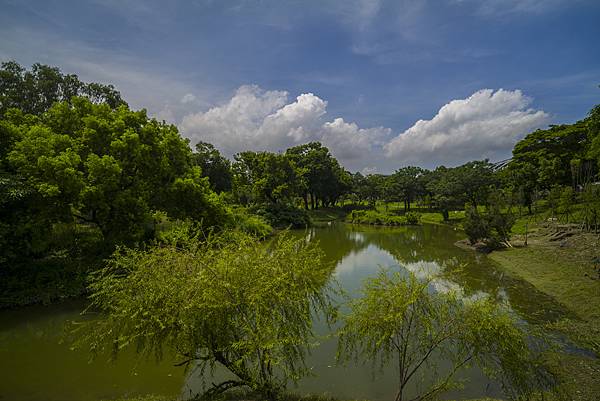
[83,231,336,399]
[0,61,126,115]
[0,97,227,266]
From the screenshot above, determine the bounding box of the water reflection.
[302,223,574,324]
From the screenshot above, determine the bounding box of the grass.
[489,247,600,322]
[488,234,600,400]
[420,210,465,227]
[543,351,600,401]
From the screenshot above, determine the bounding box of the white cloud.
[180,85,391,171]
[321,118,391,161]
[181,86,549,171]
[384,89,549,167]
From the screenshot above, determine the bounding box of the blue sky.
[1,0,599,172]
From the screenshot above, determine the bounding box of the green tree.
[365,173,387,208]
[464,191,515,247]
[511,121,590,190]
[233,151,300,205]
[0,61,125,115]
[424,167,462,221]
[389,166,425,212]
[454,160,496,208]
[338,270,554,401]
[193,141,232,193]
[82,231,336,399]
[286,142,350,209]
[1,97,228,264]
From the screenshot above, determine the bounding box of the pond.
[0,223,572,401]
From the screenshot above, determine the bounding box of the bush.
[346,209,420,226]
[252,203,310,229]
[405,211,421,225]
[464,206,490,244]
[231,208,273,238]
[464,192,515,248]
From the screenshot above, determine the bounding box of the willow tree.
[81,231,336,399]
[338,270,555,401]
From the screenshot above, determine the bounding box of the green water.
[0,223,571,401]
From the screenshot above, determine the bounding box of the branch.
[203,380,247,397]
[408,354,473,401]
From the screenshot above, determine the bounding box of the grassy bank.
[488,233,600,401]
[489,246,600,322]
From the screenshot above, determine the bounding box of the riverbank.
[488,229,600,401]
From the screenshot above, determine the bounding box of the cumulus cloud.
[180,85,391,171]
[181,86,548,172]
[384,89,549,167]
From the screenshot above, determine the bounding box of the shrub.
[252,203,310,229]
[347,209,419,226]
[233,210,273,238]
[464,192,516,248]
[464,206,490,244]
[405,211,421,225]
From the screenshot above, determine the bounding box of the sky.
[1,0,599,173]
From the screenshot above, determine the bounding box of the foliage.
[252,203,310,229]
[463,192,515,247]
[463,207,490,244]
[338,270,555,401]
[580,183,600,232]
[404,211,420,225]
[82,231,336,399]
[0,97,229,267]
[193,141,233,193]
[230,207,273,238]
[286,142,351,209]
[233,151,301,205]
[0,60,125,115]
[346,209,420,226]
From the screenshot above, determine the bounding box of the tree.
[511,122,590,190]
[464,191,515,247]
[365,174,387,208]
[349,172,370,205]
[338,270,554,401]
[0,61,126,115]
[389,166,425,212]
[1,97,228,264]
[82,231,336,399]
[233,151,300,205]
[500,160,537,214]
[424,167,461,221]
[286,142,351,209]
[193,141,232,193]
